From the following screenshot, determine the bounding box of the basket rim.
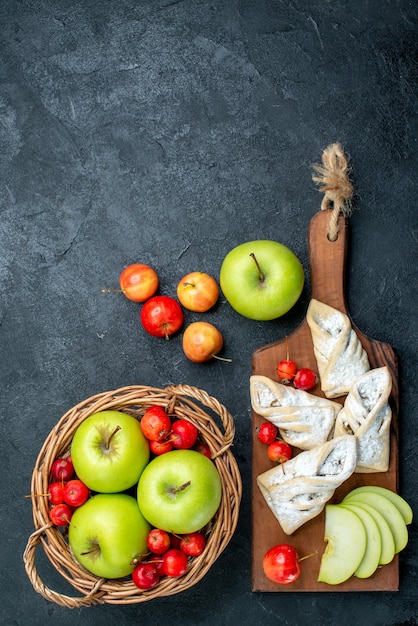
[24,383,242,608]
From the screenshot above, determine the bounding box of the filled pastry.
[306,298,370,398]
[334,366,392,473]
[256,435,357,534]
[250,375,341,450]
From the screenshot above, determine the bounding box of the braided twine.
[312,143,354,241]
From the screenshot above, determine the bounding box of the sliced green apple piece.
[340,503,381,578]
[344,486,413,525]
[344,492,408,553]
[344,500,396,565]
[318,504,367,585]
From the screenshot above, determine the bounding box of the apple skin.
[71,411,150,493]
[69,493,151,579]
[119,263,159,302]
[177,272,219,312]
[137,449,222,534]
[219,240,304,320]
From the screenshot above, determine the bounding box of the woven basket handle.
[164,384,236,458]
[23,524,104,608]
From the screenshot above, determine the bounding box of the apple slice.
[343,492,408,554]
[339,503,381,578]
[344,500,395,565]
[344,486,413,525]
[318,504,367,585]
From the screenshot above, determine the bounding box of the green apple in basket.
[137,449,222,534]
[71,410,150,492]
[69,493,150,578]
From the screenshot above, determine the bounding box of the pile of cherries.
[132,527,206,590]
[45,457,89,527]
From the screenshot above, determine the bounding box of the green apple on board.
[137,449,222,534]
[219,240,304,320]
[339,502,382,579]
[317,504,367,585]
[68,493,151,578]
[71,410,150,493]
[318,486,412,585]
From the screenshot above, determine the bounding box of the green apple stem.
[249,253,265,282]
[167,481,191,500]
[175,481,191,492]
[106,425,121,450]
[81,544,101,557]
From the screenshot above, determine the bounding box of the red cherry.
[277,359,298,382]
[257,422,278,445]
[267,440,292,464]
[49,503,73,526]
[263,544,302,585]
[63,479,90,508]
[141,406,172,441]
[171,419,198,450]
[48,482,65,505]
[150,438,173,455]
[179,532,206,557]
[140,295,183,339]
[132,562,160,590]
[293,368,317,391]
[162,548,188,577]
[51,457,74,482]
[194,441,211,458]
[147,528,171,555]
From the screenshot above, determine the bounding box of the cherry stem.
[249,253,265,282]
[24,493,50,498]
[106,425,121,450]
[285,336,290,362]
[298,551,318,563]
[211,354,233,362]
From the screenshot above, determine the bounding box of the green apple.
[137,449,222,534]
[219,240,304,320]
[71,410,150,493]
[344,486,413,525]
[317,504,367,585]
[344,500,395,565]
[343,492,408,553]
[68,493,150,579]
[340,503,381,578]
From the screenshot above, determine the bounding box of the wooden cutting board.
[251,209,399,592]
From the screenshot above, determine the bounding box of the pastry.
[306,298,370,398]
[334,366,392,472]
[257,435,357,534]
[250,375,341,450]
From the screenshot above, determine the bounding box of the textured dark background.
[1,1,417,625]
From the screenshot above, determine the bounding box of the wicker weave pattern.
[23,384,242,608]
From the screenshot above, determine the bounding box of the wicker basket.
[23,384,242,608]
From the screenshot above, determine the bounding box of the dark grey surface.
[1,1,417,624]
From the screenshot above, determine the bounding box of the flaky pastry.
[250,375,341,450]
[256,435,357,534]
[334,366,392,472]
[306,299,370,398]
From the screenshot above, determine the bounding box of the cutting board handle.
[308,209,349,313]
